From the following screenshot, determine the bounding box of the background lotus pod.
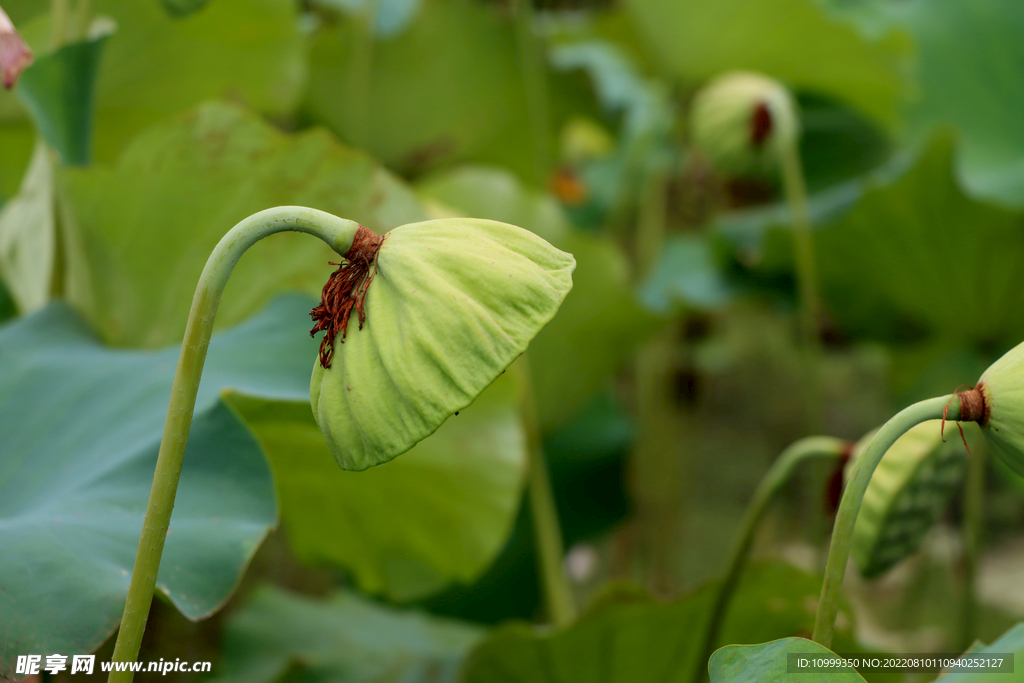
[311,217,575,471]
[689,71,800,176]
[975,340,1024,476]
[849,420,967,579]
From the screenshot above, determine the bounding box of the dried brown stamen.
[310,225,384,368]
[941,383,988,455]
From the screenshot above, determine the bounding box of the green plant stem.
[107,207,358,683]
[518,354,576,627]
[961,436,985,651]
[51,0,71,49]
[812,395,956,647]
[778,140,819,346]
[512,0,551,183]
[691,436,849,683]
[72,0,92,41]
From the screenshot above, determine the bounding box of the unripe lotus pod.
[309,217,575,471]
[689,71,799,175]
[961,342,1024,476]
[850,420,966,579]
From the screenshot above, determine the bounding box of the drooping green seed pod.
[850,420,967,579]
[962,342,1024,476]
[309,217,575,471]
[689,71,799,176]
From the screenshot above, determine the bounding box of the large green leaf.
[938,623,1024,681]
[310,218,575,470]
[226,371,528,602]
[461,563,857,683]
[16,29,110,165]
[417,165,663,430]
[59,101,426,348]
[709,638,866,683]
[212,585,484,683]
[89,0,306,162]
[834,0,1024,207]
[623,0,909,127]
[816,136,1024,364]
[0,296,335,675]
[0,141,53,314]
[303,0,545,180]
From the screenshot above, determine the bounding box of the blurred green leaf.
[416,164,663,430]
[0,296,335,675]
[212,585,484,683]
[59,100,425,348]
[938,623,1024,681]
[640,233,733,314]
[529,232,664,429]
[90,0,306,162]
[313,0,424,38]
[816,136,1024,359]
[835,0,1024,208]
[709,638,865,683]
[304,0,523,175]
[461,563,856,683]
[302,0,596,184]
[0,141,54,313]
[0,121,35,200]
[226,371,527,602]
[624,0,910,128]
[16,29,110,164]
[418,165,569,245]
[0,278,16,322]
[159,0,213,17]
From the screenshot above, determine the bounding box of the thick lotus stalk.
[108,208,575,682]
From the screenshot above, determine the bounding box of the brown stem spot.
[309,225,384,369]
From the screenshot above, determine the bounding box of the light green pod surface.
[311,218,575,471]
[979,340,1024,476]
[689,71,799,175]
[851,420,966,579]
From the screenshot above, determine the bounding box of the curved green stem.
[812,395,956,647]
[107,207,359,682]
[518,354,576,626]
[691,436,849,683]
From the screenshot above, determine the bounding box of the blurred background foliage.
[3,0,1024,680]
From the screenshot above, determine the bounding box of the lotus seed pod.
[962,341,1024,476]
[689,71,799,175]
[849,421,967,579]
[309,217,575,471]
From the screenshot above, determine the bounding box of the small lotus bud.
[689,71,799,175]
[849,421,966,579]
[0,5,33,89]
[959,342,1024,476]
[309,218,575,471]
